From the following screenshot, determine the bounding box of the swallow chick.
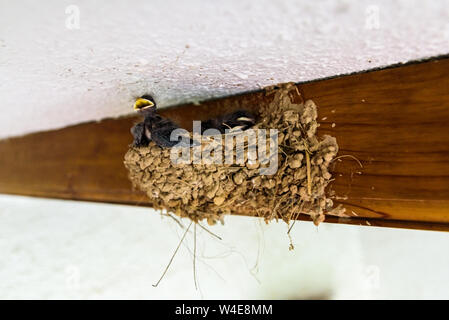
[201,110,255,134]
[131,95,185,148]
[131,95,256,148]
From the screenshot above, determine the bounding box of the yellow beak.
[133,98,155,111]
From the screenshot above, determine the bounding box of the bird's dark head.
[133,95,156,113]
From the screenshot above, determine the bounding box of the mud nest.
[124,83,345,226]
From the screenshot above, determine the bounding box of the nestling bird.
[131,95,256,148]
[131,95,184,148]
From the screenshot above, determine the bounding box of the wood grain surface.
[1,57,448,231]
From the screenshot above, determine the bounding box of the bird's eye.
[134,97,155,111]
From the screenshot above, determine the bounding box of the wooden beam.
[1,58,449,231]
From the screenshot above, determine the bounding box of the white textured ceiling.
[0,0,448,138]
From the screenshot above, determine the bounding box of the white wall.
[1,195,449,300]
[1,0,448,138]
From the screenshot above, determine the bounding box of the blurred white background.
[1,195,449,299]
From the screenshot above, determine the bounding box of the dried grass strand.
[153,221,193,287]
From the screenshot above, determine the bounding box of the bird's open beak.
[133,98,155,111]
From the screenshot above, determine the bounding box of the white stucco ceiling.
[0,0,448,138]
